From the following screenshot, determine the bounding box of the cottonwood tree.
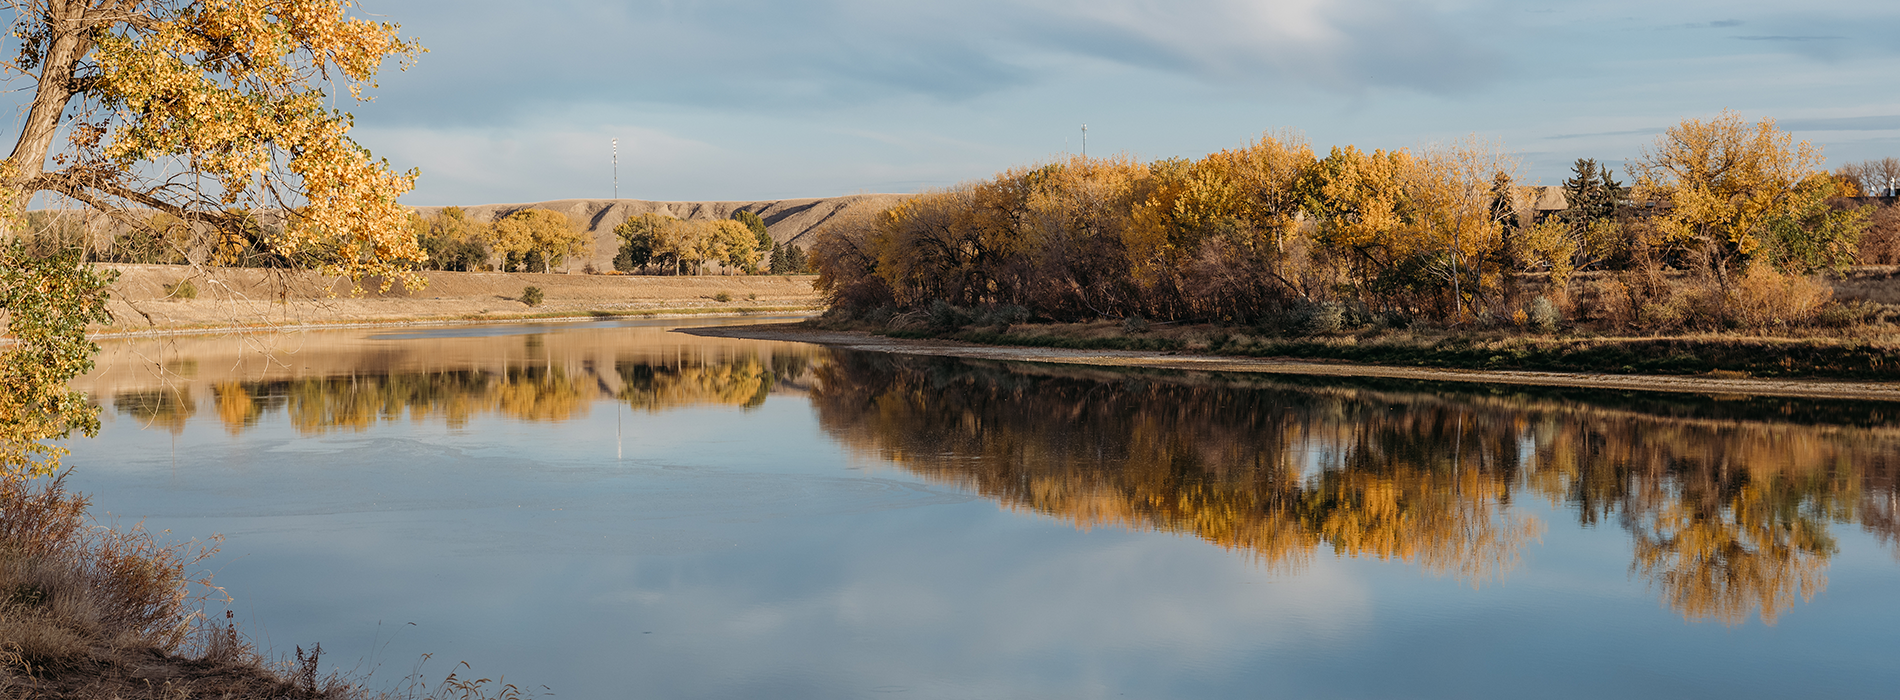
[410,207,491,271]
[708,218,760,274]
[1631,111,1829,280]
[613,213,662,272]
[493,208,587,273]
[3,0,425,279]
[0,0,422,476]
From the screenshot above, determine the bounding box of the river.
[63,317,1900,698]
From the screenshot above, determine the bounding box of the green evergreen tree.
[1594,162,1625,220]
[1490,172,1517,231]
[733,210,773,268]
[768,242,789,274]
[1561,158,1623,224]
[784,244,810,273]
[1561,158,1601,222]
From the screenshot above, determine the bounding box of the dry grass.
[0,473,535,699]
[1,472,227,694]
[90,264,823,336]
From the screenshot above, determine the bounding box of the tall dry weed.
[1726,265,1832,330]
[1,472,223,674]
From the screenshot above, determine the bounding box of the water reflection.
[114,387,197,433]
[807,352,1900,625]
[618,354,813,412]
[82,323,823,435]
[83,327,1900,626]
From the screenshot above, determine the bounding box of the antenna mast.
[612,138,619,199]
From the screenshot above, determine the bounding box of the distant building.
[1511,186,1569,224]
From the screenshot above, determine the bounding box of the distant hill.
[413,194,911,272]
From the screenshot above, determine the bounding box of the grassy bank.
[94,264,824,336]
[868,320,1900,381]
[1,474,523,699]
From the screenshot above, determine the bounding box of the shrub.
[862,305,897,327]
[978,304,1031,327]
[928,300,973,331]
[520,286,544,307]
[1,473,219,668]
[162,279,197,300]
[1122,315,1150,334]
[1818,299,1881,328]
[1727,266,1831,330]
[713,291,733,303]
[1301,301,1346,334]
[1528,296,1562,332]
[1858,203,1900,264]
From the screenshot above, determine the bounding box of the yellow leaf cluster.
[1632,110,1822,260]
[89,0,426,288]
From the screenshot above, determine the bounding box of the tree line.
[408,207,591,273]
[812,113,1899,334]
[610,209,811,275]
[10,205,819,276]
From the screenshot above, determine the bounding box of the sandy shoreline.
[44,264,826,341]
[684,323,1900,402]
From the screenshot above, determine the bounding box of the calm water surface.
[64,318,1900,698]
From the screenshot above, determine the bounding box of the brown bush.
[1,473,220,675]
[1726,265,1832,330]
[1579,262,1697,333]
[1859,202,1900,265]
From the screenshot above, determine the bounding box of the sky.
[197,1,1900,204]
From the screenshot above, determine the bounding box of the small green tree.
[1759,174,1870,273]
[0,242,114,476]
[737,210,775,273]
[769,242,789,274]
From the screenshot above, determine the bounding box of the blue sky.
[347,0,1900,205]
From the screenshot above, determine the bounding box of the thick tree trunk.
[5,8,93,212]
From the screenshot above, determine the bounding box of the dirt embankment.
[93,264,822,336]
[685,324,1900,402]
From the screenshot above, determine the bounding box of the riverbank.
[683,323,1900,402]
[87,265,822,337]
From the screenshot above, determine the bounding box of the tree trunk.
[5,10,93,212]
[7,39,90,210]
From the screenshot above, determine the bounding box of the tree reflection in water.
[617,353,812,412]
[137,350,818,435]
[108,342,1900,625]
[808,351,1900,626]
[113,387,197,434]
